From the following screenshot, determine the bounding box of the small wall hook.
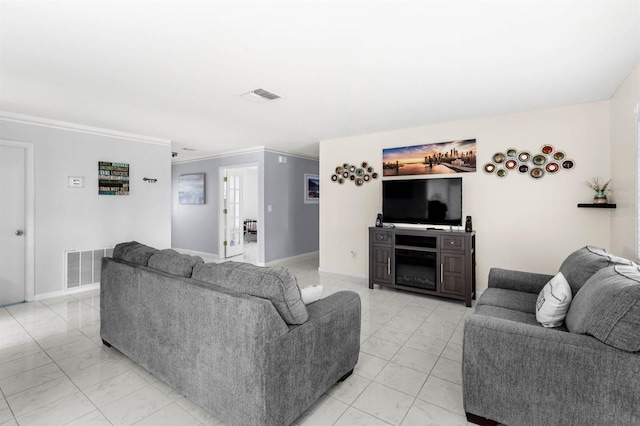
[143,178,158,183]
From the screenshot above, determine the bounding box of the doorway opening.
[218,164,261,264]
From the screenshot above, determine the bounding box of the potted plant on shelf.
[585,177,611,204]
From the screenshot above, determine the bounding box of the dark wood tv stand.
[369,227,476,307]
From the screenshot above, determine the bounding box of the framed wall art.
[98,161,129,195]
[383,139,477,176]
[304,174,319,204]
[178,173,206,204]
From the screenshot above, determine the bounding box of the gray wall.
[1,118,172,297]
[263,151,319,263]
[171,151,263,257]
[171,150,319,264]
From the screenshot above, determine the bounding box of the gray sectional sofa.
[463,246,640,426]
[100,242,361,426]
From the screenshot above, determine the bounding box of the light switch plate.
[68,176,84,188]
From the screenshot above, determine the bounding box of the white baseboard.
[317,267,368,279]
[34,283,100,301]
[265,251,319,267]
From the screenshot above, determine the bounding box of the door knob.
[15,230,24,236]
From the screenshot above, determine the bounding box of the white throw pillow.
[300,285,323,305]
[536,272,572,328]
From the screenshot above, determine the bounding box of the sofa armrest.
[487,267,553,294]
[463,314,640,426]
[262,291,361,426]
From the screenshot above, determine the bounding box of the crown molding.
[0,111,171,146]
[172,146,318,164]
[264,148,318,161]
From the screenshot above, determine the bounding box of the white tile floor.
[0,254,477,426]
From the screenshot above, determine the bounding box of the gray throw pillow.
[192,262,308,325]
[566,265,640,352]
[113,241,158,266]
[559,246,635,295]
[148,249,204,278]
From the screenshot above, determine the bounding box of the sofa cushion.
[566,265,640,352]
[192,262,308,324]
[147,249,204,278]
[477,288,538,314]
[559,246,635,295]
[535,272,572,328]
[112,241,158,266]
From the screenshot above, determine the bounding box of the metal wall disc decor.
[331,162,379,186]
[483,145,575,179]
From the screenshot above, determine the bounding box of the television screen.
[382,177,462,226]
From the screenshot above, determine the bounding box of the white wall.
[319,101,612,292]
[0,115,172,297]
[610,63,640,260]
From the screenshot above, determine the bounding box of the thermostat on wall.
[68,176,84,188]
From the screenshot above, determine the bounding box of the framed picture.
[98,161,129,195]
[178,173,205,204]
[304,174,319,204]
[383,139,477,176]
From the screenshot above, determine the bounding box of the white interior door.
[224,171,243,258]
[0,145,26,306]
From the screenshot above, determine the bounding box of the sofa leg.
[337,369,353,383]
[102,339,112,347]
[466,412,497,426]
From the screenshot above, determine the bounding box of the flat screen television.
[382,177,462,226]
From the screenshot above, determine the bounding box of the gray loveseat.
[463,246,640,426]
[100,242,361,426]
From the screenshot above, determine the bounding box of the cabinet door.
[440,252,465,296]
[372,245,392,285]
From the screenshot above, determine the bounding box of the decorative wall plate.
[483,163,496,174]
[518,164,529,174]
[505,159,517,170]
[506,148,517,157]
[532,154,546,166]
[562,159,575,170]
[518,151,531,162]
[553,151,566,161]
[530,168,544,179]
[541,145,554,155]
[493,153,506,163]
[496,169,507,177]
[545,162,560,173]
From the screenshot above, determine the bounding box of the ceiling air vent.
[240,88,282,103]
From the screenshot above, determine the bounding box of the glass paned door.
[224,171,243,258]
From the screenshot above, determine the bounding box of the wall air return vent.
[65,247,113,289]
[240,88,282,103]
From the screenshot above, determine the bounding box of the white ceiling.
[1,0,639,162]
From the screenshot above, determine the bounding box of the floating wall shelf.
[577,204,617,208]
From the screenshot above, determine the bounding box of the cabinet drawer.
[372,231,391,243]
[441,235,465,251]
